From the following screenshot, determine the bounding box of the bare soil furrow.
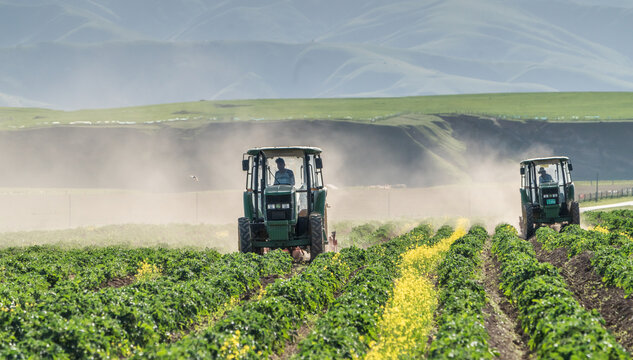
[271,264,368,359]
[482,238,532,360]
[531,238,633,352]
[97,274,135,289]
[169,261,304,344]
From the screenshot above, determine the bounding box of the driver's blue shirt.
[539,173,553,184]
[274,169,295,185]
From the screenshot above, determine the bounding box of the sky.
[0,0,632,109]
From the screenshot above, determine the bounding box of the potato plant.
[492,225,629,359]
[0,249,291,359]
[428,225,496,359]
[536,225,633,295]
[293,224,436,359]
[585,209,633,237]
[134,247,367,359]
[4,217,633,359]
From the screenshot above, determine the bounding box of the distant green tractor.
[238,146,328,260]
[520,156,580,238]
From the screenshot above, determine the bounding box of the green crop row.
[296,224,457,359]
[0,250,291,359]
[492,225,629,359]
[292,224,437,359]
[536,225,630,257]
[293,263,394,359]
[0,246,223,299]
[135,223,442,359]
[536,225,633,295]
[343,220,412,248]
[133,246,368,359]
[428,225,496,359]
[585,210,633,237]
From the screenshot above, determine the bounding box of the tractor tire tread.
[571,201,580,225]
[310,213,324,261]
[238,217,252,253]
[522,203,535,239]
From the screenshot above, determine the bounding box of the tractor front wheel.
[521,203,535,239]
[309,213,324,261]
[571,201,580,225]
[238,217,253,253]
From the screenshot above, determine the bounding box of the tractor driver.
[538,167,553,184]
[274,158,295,186]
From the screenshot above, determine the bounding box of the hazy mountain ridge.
[1,0,632,108]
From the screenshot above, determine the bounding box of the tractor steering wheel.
[268,166,281,185]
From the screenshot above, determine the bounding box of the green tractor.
[238,146,328,260]
[520,156,580,238]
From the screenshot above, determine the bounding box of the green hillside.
[1,92,633,130]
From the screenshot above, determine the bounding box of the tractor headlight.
[267,203,290,210]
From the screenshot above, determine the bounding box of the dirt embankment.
[442,115,633,181]
[0,120,453,191]
[2,116,633,192]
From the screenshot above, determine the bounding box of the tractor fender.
[312,189,327,216]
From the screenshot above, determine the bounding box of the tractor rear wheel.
[521,203,535,239]
[309,213,324,261]
[238,217,253,253]
[571,201,580,225]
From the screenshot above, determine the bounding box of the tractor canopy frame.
[239,146,328,260]
[519,156,579,238]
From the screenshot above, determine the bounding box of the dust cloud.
[0,120,553,235]
[327,143,553,233]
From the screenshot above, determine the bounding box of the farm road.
[580,201,633,212]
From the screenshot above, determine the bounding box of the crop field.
[2,92,633,130]
[2,210,633,359]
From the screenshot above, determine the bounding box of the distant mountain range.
[1,0,632,109]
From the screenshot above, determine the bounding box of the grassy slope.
[1,92,633,130]
[579,196,633,207]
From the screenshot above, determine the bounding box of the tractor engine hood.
[539,183,559,189]
[263,185,296,225]
[264,185,295,195]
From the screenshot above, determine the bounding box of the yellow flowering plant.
[366,220,468,359]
